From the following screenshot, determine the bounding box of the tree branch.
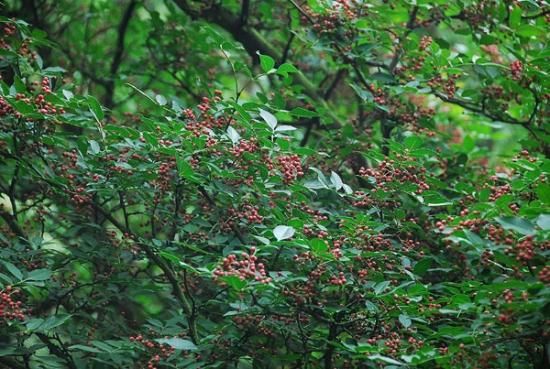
[89,201,199,343]
[104,0,138,109]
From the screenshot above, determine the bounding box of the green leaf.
[39,314,72,331]
[155,338,197,351]
[25,318,45,331]
[273,225,295,241]
[374,281,390,295]
[310,238,328,255]
[399,314,412,328]
[277,63,298,77]
[404,135,423,150]
[291,107,318,118]
[275,125,296,132]
[368,354,404,365]
[87,96,104,120]
[69,344,102,353]
[413,259,431,276]
[237,356,254,369]
[227,126,241,144]
[259,53,275,73]
[3,262,23,280]
[155,94,167,106]
[222,275,247,290]
[62,89,74,100]
[330,171,343,191]
[42,66,65,73]
[177,155,195,180]
[88,140,100,154]
[27,314,72,332]
[517,24,544,37]
[259,108,277,130]
[495,216,535,235]
[536,214,550,230]
[509,6,522,28]
[27,269,51,281]
[12,100,34,115]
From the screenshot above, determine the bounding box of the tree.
[0,1,549,368]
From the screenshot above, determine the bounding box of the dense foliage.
[0,1,549,368]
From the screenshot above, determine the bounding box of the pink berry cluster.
[156,160,176,191]
[56,150,92,205]
[129,334,176,369]
[0,22,16,49]
[182,94,227,136]
[359,160,430,194]
[352,191,373,208]
[488,182,511,201]
[229,138,258,157]
[329,271,347,285]
[226,204,263,226]
[384,332,401,356]
[510,60,523,80]
[303,225,329,238]
[511,236,535,263]
[277,155,304,184]
[419,35,433,51]
[502,289,514,303]
[538,266,550,284]
[213,247,272,283]
[0,286,25,323]
[0,96,16,118]
[428,74,458,98]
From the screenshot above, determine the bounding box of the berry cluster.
[461,1,495,30]
[56,150,92,205]
[277,155,304,184]
[502,289,514,303]
[213,247,271,283]
[0,22,16,49]
[156,159,176,192]
[361,234,392,252]
[302,0,357,37]
[538,266,550,284]
[407,336,424,350]
[2,23,16,36]
[511,236,535,262]
[483,85,504,99]
[0,96,16,118]
[303,225,329,238]
[497,311,513,324]
[419,35,433,51]
[183,96,227,136]
[384,332,402,356]
[129,334,176,369]
[352,191,373,208]
[428,74,458,98]
[229,138,258,157]
[488,182,511,201]
[510,60,523,80]
[0,286,25,323]
[226,204,263,226]
[329,271,347,285]
[487,225,513,244]
[359,160,430,194]
[366,84,387,105]
[300,202,329,222]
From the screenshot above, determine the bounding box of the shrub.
[0,2,549,368]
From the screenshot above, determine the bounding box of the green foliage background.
[0,1,548,368]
